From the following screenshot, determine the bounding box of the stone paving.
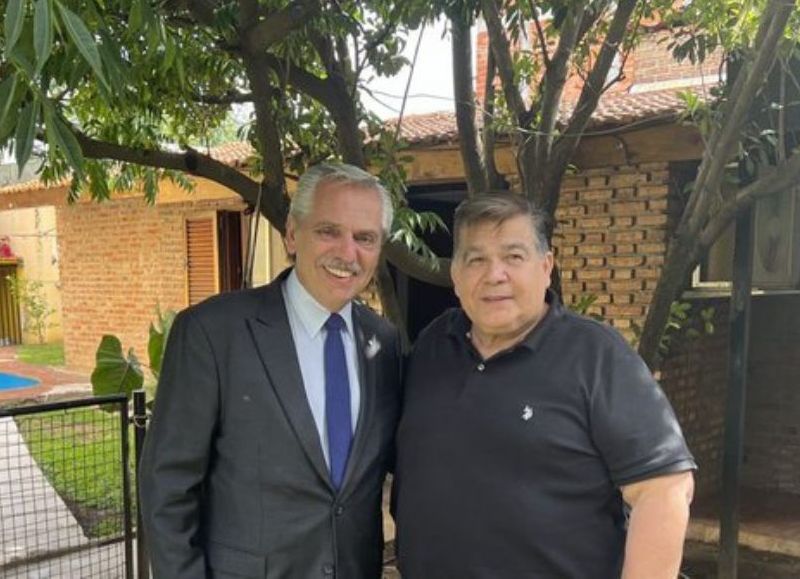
[0,349,127,577]
[0,416,93,571]
[0,346,90,406]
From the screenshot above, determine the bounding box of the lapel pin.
[521,405,534,421]
[365,335,381,359]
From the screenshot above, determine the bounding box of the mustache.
[319,258,362,275]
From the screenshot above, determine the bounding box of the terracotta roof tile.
[206,141,256,167]
[393,86,712,144]
[0,176,70,195]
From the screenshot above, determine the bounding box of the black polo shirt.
[394,293,696,579]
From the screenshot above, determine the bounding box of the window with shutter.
[185,216,218,305]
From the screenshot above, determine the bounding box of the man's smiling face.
[451,214,553,343]
[285,180,383,312]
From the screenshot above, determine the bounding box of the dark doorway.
[392,184,467,342]
[217,211,244,293]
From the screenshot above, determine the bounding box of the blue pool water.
[0,372,39,391]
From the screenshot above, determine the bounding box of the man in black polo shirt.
[394,193,696,578]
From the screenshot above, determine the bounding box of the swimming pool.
[0,372,39,391]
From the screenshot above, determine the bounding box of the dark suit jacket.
[139,271,402,579]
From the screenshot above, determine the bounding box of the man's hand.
[620,471,695,579]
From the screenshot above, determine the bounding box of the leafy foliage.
[90,307,175,398]
[5,274,56,344]
[91,335,144,397]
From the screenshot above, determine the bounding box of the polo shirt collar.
[447,288,563,353]
[284,269,354,338]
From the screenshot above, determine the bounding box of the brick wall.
[552,162,673,342]
[632,30,723,88]
[475,27,723,103]
[57,196,245,372]
[660,299,729,498]
[542,162,732,495]
[742,295,800,494]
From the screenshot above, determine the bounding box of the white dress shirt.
[282,270,362,466]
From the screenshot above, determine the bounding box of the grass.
[16,342,65,366]
[15,405,132,539]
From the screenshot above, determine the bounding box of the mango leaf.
[4,0,26,52]
[56,2,108,88]
[15,100,37,175]
[97,30,126,92]
[0,76,19,132]
[8,20,37,77]
[128,0,143,32]
[33,0,54,72]
[43,104,84,173]
[91,335,144,397]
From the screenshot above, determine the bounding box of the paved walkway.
[0,349,125,576]
[0,416,90,568]
[0,346,90,405]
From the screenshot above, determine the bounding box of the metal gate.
[0,395,134,578]
[0,262,22,346]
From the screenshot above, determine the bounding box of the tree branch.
[240,50,291,230]
[482,48,506,190]
[384,241,451,287]
[263,55,332,105]
[480,0,529,124]
[547,0,637,187]
[241,0,319,54]
[536,1,588,155]
[163,0,220,27]
[529,2,551,69]
[683,0,793,234]
[192,90,255,104]
[699,153,800,250]
[451,12,489,196]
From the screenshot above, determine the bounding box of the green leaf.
[33,0,53,72]
[147,309,175,379]
[0,75,19,131]
[97,33,125,92]
[91,335,144,397]
[43,104,84,173]
[128,0,142,32]
[4,0,26,52]
[56,2,107,88]
[15,100,37,175]
[9,20,38,77]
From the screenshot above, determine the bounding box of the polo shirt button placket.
[477,363,485,372]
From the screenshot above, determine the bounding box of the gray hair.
[290,163,394,235]
[453,192,550,256]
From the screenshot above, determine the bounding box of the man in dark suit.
[139,163,402,579]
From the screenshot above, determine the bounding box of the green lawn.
[15,406,132,539]
[16,342,65,366]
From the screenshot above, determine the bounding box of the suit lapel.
[340,304,377,497]
[247,275,332,491]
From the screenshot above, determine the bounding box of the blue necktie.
[324,313,352,491]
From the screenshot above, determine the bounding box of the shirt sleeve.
[588,335,697,487]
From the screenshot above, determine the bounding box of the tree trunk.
[637,234,699,369]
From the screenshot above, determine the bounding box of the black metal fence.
[0,390,395,579]
[0,395,134,578]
